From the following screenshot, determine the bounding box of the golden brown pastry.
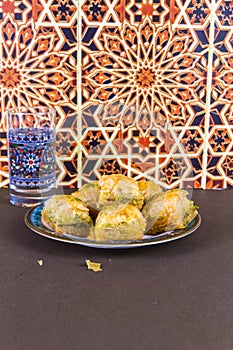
[90,203,146,241]
[72,181,100,210]
[42,195,93,237]
[137,179,162,203]
[98,174,144,209]
[142,189,198,234]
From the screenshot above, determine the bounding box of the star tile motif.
[1,0,233,188]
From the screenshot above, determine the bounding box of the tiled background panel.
[81,0,209,187]
[204,0,233,187]
[208,0,233,188]
[81,103,204,187]
[1,1,233,188]
[205,150,233,188]
[0,1,78,188]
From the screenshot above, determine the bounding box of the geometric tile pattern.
[0,0,78,188]
[82,0,208,188]
[1,0,233,188]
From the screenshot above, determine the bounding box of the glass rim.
[6,106,56,115]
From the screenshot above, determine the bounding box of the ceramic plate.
[24,204,201,249]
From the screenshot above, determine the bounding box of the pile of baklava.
[42,174,198,242]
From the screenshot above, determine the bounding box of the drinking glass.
[6,106,56,207]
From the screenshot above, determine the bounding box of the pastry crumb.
[37,259,44,266]
[85,259,102,272]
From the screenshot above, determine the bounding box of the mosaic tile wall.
[0,0,78,188]
[1,0,233,189]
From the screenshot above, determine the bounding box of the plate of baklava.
[25,174,201,249]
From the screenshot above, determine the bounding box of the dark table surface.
[0,188,233,350]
